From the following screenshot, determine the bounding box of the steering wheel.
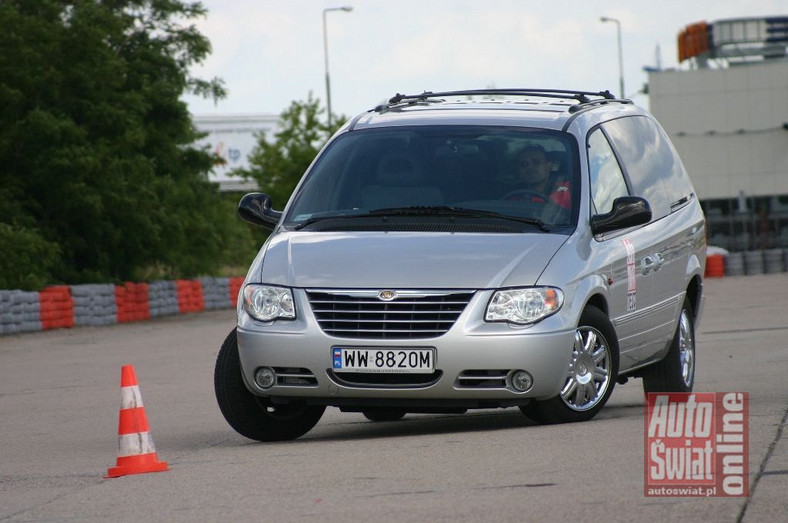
[502,188,548,202]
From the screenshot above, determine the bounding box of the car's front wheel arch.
[522,305,619,424]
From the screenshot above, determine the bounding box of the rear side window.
[587,128,629,214]
[602,116,694,220]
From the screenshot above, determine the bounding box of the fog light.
[255,367,277,389]
[511,370,533,392]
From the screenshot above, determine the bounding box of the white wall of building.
[648,60,788,201]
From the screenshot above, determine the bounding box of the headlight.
[485,287,563,325]
[243,285,295,322]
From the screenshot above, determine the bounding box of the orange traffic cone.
[105,365,169,478]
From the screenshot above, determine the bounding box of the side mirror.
[591,196,651,235]
[238,193,282,229]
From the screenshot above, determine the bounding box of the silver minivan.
[214,89,706,441]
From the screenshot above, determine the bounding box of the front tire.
[214,329,325,441]
[522,306,619,424]
[642,297,695,394]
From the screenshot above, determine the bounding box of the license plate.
[332,347,434,374]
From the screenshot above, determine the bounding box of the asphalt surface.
[1,274,786,522]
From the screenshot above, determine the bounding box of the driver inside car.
[506,145,571,209]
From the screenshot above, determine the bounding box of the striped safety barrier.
[0,276,244,336]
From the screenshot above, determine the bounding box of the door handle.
[654,253,664,271]
[641,256,655,275]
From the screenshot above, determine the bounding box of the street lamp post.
[600,16,624,99]
[323,6,353,128]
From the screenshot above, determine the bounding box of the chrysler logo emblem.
[378,290,397,301]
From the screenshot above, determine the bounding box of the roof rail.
[374,89,630,113]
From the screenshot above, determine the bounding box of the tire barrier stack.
[39,286,75,330]
[0,277,245,336]
[148,280,179,318]
[115,282,150,323]
[707,248,788,277]
[725,252,745,276]
[744,250,764,275]
[72,284,117,326]
[201,277,231,310]
[0,290,41,334]
[175,279,204,313]
[765,248,784,274]
[229,277,244,308]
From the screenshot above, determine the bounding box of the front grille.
[306,290,474,339]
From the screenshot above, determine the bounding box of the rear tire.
[522,306,619,424]
[362,408,407,422]
[214,329,325,441]
[642,297,695,394]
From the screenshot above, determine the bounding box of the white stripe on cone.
[120,385,143,408]
[118,432,157,457]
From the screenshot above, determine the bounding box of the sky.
[181,0,786,118]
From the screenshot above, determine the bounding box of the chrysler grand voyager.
[214,89,706,441]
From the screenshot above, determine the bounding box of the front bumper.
[236,289,575,408]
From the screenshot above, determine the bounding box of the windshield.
[285,126,580,232]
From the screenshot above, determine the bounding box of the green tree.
[0,1,252,288]
[238,93,346,209]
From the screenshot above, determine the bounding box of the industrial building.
[649,16,788,251]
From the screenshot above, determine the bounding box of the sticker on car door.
[622,238,637,311]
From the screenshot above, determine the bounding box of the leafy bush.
[0,224,60,290]
[0,1,262,288]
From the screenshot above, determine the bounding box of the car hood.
[254,231,568,289]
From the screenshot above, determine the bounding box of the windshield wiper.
[295,206,550,231]
[292,211,369,230]
[368,206,551,231]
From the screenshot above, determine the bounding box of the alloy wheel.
[560,326,612,412]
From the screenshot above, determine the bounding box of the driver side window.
[587,129,629,214]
